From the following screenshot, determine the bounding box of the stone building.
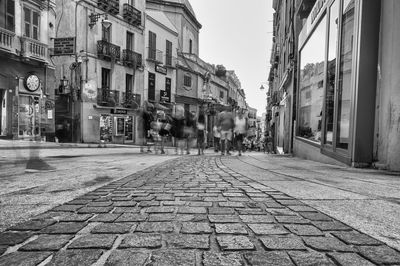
[0,0,56,140]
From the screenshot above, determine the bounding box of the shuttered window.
[0,0,15,31]
[148,31,156,59]
[166,40,172,65]
[23,6,39,40]
[127,31,134,50]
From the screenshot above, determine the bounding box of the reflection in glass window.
[336,0,355,150]
[298,16,327,143]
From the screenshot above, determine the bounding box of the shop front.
[294,0,380,166]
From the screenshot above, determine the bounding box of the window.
[102,24,111,42]
[166,40,172,65]
[189,39,192,54]
[183,73,192,87]
[297,15,327,143]
[101,68,111,89]
[148,73,155,101]
[126,74,133,94]
[23,6,39,40]
[126,31,134,50]
[148,31,156,59]
[0,0,15,31]
[219,90,224,99]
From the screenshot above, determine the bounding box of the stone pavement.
[0,156,400,265]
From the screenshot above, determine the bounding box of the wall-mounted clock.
[24,74,40,92]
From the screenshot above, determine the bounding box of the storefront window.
[100,114,112,142]
[18,95,40,137]
[324,0,339,145]
[336,0,355,150]
[298,16,327,143]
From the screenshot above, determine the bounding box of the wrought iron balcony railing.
[123,3,141,27]
[98,0,119,15]
[0,27,16,52]
[146,47,163,64]
[20,37,48,61]
[122,92,141,109]
[97,40,121,61]
[97,88,120,107]
[122,49,142,68]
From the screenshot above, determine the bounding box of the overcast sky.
[190,0,274,115]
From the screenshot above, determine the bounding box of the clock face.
[25,75,40,92]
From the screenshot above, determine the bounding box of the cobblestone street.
[1,155,400,265]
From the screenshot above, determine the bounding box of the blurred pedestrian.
[213,124,220,152]
[196,113,206,155]
[234,110,247,156]
[171,105,186,155]
[138,101,155,153]
[184,111,196,155]
[217,108,234,155]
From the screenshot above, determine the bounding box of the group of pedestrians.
[137,102,207,155]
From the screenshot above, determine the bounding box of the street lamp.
[89,13,112,29]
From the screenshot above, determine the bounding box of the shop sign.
[111,109,128,114]
[160,90,170,103]
[53,37,76,55]
[155,65,167,75]
[311,0,327,24]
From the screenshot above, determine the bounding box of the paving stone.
[32,211,69,220]
[60,214,93,222]
[204,197,227,202]
[8,219,56,231]
[239,215,275,223]
[149,250,196,266]
[40,222,87,234]
[105,250,149,265]
[215,223,248,234]
[90,213,121,223]
[311,221,351,231]
[203,252,244,266]
[47,249,103,266]
[228,197,249,202]
[53,204,84,212]
[119,233,162,248]
[244,251,294,266]
[303,236,354,252]
[19,234,73,251]
[265,208,297,216]
[288,205,317,212]
[275,215,310,224]
[332,231,382,245]
[148,214,176,222]
[357,245,400,265]
[284,224,324,236]
[0,231,33,245]
[300,212,332,221]
[188,202,213,207]
[218,202,245,208]
[115,213,148,222]
[264,202,286,208]
[260,236,307,250]
[136,222,175,233]
[177,207,207,214]
[77,206,113,214]
[328,253,375,266]
[139,201,160,207]
[208,208,235,214]
[68,234,117,249]
[237,208,265,215]
[145,206,176,213]
[66,199,92,205]
[181,222,213,234]
[162,200,186,206]
[91,223,135,234]
[217,235,255,251]
[87,201,113,207]
[166,234,209,249]
[208,215,240,223]
[288,251,336,266]
[248,224,289,235]
[0,251,52,266]
[222,192,245,197]
[112,201,137,207]
[113,207,141,213]
[277,200,305,206]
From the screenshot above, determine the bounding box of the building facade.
[0,0,56,140]
[53,0,145,144]
[269,0,400,171]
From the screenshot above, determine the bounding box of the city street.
[0,151,399,265]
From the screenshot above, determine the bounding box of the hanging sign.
[155,65,167,75]
[53,37,76,55]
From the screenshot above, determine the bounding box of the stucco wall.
[375,0,400,171]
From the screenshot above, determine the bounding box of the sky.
[189,0,274,116]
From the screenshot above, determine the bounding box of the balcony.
[97,40,121,61]
[98,0,119,15]
[165,55,177,68]
[123,3,141,27]
[21,37,48,62]
[122,92,141,109]
[147,47,163,64]
[0,28,16,52]
[97,88,120,107]
[122,49,142,68]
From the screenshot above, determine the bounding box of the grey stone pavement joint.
[0,156,399,265]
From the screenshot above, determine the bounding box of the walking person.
[234,110,247,156]
[184,111,196,155]
[171,105,186,155]
[217,108,234,155]
[196,113,206,155]
[139,101,155,153]
[213,124,220,152]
